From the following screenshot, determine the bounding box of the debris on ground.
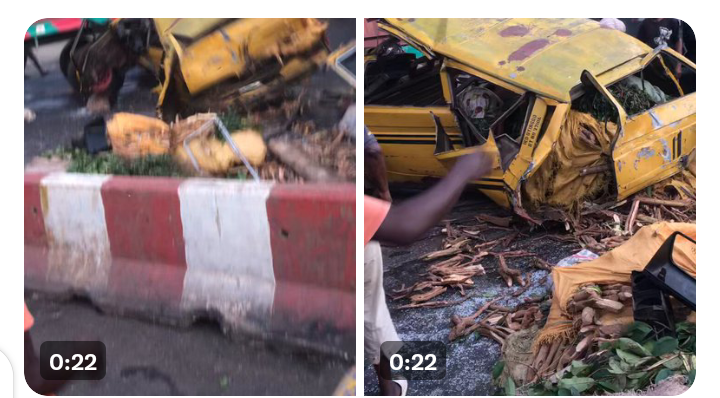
[107,113,172,158]
[606,374,689,396]
[553,165,696,254]
[390,216,541,308]
[268,138,341,182]
[171,113,267,176]
[38,103,356,183]
[487,222,697,396]
[448,297,549,344]
[64,150,187,177]
[502,321,696,396]
[391,179,696,396]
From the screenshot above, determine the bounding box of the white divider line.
[178,179,276,324]
[41,173,113,292]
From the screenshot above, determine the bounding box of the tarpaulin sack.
[535,222,696,350]
[106,113,171,158]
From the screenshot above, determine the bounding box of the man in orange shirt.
[364,149,492,395]
[25,303,70,395]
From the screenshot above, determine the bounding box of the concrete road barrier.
[25,172,355,356]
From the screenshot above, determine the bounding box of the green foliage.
[217,109,262,141]
[61,148,187,177]
[520,322,695,396]
[492,361,505,380]
[504,377,516,396]
[652,336,679,357]
[573,82,656,122]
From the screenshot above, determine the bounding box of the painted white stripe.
[178,179,276,327]
[41,173,112,293]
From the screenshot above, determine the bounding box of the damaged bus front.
[365,18,695,216]
[64,18,330,120]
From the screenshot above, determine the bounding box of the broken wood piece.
[539,339,562,376]
[476,214,512,227]
[625,197,641,234]
[590,298,624,313]
[423,246,463,261]
[575,334,592,355]
[533,258,555,271]
[581,307,595,326]
[267,139,340,182]
[410,286,447,303]
[448,297,500,341]
[396,294,473,309]
[497,255,522,288]
[636,196,692,207]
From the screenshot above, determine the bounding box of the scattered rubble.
[39,103,355,183]
[553,167,696,254]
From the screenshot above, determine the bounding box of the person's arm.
[25,332,69,395]
[373,150,492,245]
[365,146,392,202]
[364,126,392,202]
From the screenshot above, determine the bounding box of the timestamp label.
[380,341,446,380]
[39,341,106,380]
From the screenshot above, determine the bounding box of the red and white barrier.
[25,172,356,354]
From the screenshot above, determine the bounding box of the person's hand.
[453,150,494,181]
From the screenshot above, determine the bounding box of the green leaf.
[599,341,614,351]
[655,368,674,384]
[652,337,679,357]
[616,374,628,391]
[570,361,591,377]
[688,369,696,386]
[558,377,595,394]
[628,371,648,380]
[618,338,653,357]
[662,357,684,370]
[626,322,653,343]
[492,361,505,380]
[557,387,571,396]
[642,340,655,355]
[504,377,516,396]
[616,349,645,367]
[626,377,642,391]
[608,358,626,375]
[593,368,612,379]
[587,286,602,294]
[598,380,621,393]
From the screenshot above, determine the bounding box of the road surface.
[363,189,582,395]
[26,295,352,396]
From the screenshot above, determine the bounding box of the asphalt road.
[26,295,352,396]
[363,189,582,396]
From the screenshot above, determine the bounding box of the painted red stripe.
[102,177,187,306]
[272,281,355,331]
[267,184,355,331]
[24,173,47,246]
[267,184,356,291]
[24,173,50,290]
